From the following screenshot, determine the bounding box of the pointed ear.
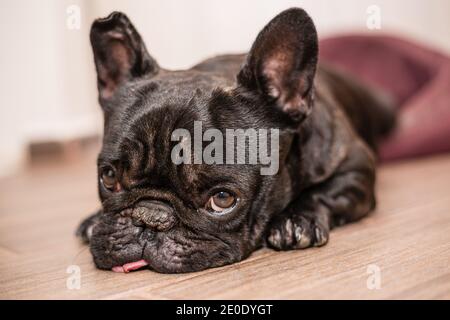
[90,12,159,104]
[237,8,318,122]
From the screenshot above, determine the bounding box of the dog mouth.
[111,259,149,273]
[91,208,241,273]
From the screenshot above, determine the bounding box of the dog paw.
[266,213,329,250]
[76,211,101,243]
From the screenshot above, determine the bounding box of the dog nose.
[131,200,176,231]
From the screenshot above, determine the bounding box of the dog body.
[77,9,395,273]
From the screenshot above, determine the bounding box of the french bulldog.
[77,8,395,273]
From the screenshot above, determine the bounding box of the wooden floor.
[1,147,450,299]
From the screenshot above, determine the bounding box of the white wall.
[1,0,449,176]
[0,0,101,176]
[93,0,450,69]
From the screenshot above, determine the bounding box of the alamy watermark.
[66,5,81,30]
[366,5,381,30]
[366,264,382,290]
[66,265,81,290]
[171,121,280,175]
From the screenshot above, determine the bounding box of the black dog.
[77,8,395,273]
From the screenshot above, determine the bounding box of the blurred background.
[1,0,450,177]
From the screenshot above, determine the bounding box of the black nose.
[131,200,176,231]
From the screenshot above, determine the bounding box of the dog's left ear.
[237,8,318,122]
[90,12,159,104]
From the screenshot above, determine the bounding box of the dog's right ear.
[90,12,159,105]
[237,8,318,123]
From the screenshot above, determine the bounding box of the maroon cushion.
[319,35,450,161]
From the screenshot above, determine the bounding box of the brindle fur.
[77,9,395,273]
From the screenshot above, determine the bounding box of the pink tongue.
[112,260,148,273]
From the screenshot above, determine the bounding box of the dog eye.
[208,191,236,213]
[100,167,119,192]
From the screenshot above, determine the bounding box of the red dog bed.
[319,35,450,162]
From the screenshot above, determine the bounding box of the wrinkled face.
[91,74,286,273]
[89,9,318,273]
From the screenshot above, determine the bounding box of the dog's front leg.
[266,154,376,250]
[76,210,102,243]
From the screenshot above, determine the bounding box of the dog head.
[88,8,318,273]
